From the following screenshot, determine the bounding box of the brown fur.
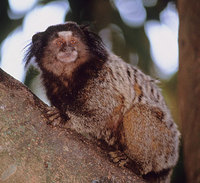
[25,22,180,182]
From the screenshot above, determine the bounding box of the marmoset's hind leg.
[120,103,178,182]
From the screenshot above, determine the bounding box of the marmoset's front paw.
[45,106,70,127]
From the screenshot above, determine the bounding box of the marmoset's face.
[29,22,90,77]
[42,27,89,63]
[49,31,79,63]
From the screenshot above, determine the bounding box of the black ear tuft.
[80,25,108,60]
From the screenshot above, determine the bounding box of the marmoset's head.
[25,22,107,77]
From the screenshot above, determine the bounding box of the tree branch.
[0,68,144,182]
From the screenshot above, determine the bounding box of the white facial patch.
[58,31,73,41]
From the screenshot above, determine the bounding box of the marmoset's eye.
[70,38,77,45]
[56,39,65,47]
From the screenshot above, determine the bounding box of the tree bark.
[0,68,144,183]
[178,1,200,182]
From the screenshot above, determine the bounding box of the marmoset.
[25,22,180,182]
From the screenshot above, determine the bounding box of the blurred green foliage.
[24,65,40,87]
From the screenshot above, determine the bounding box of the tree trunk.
[178,1,200,182]
[0,68,144,183]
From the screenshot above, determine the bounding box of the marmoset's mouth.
[57,46,78,63]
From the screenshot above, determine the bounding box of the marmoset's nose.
[61,39,77,51]
[60,45,75,53]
